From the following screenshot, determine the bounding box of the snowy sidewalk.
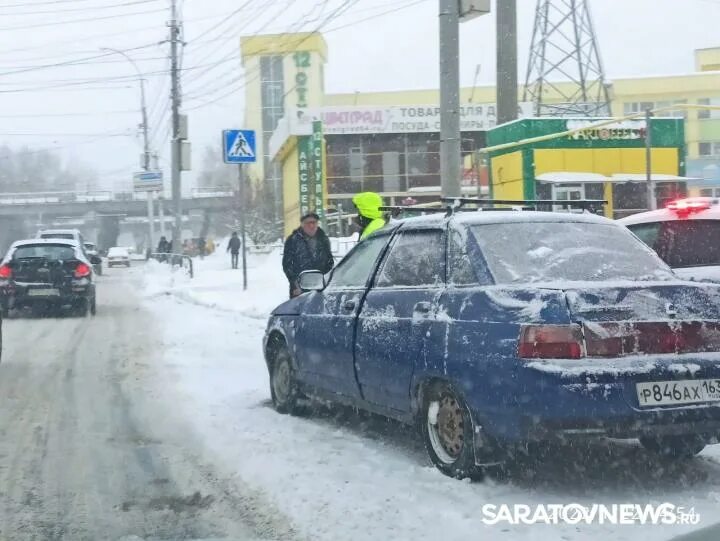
[140,250,720,541]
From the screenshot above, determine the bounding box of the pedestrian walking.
[352,192,386,240]
[282,212,334,298]
[228,232,241,269]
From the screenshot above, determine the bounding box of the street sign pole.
[238,164,248,290]
[147,191,155,256]
[223,129,256,288]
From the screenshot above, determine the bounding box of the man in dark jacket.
[282,212,334,298]
[227,232,241,269]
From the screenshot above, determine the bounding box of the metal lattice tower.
[523,0,611,117]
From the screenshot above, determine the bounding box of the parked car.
[0,239,97,317]
[264,210,720,479]
[83,242,102,275]
[107,247,131,268]
[618,197,720,282]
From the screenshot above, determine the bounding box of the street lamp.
[100,47,151,171]
[101,47,155,253]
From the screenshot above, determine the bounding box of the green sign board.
[297,120,325,224]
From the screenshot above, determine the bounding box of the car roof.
[12,238,79,247]
[618,198,720,226]
[108,246,128,251]
[393,209,612,229]
[38,228,82,236]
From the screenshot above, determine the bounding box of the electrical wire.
[0,6,168,32]
[0,0,162,17]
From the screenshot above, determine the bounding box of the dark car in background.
[0,239,97,318]
[83,242,102,275]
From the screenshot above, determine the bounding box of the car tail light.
[518,324,585,359]
[584,321,720,356]
[0,264,11,279]
[74,263,91,278]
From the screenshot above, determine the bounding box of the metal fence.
[149,253,194,278]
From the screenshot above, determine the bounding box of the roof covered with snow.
[395,210,613,228]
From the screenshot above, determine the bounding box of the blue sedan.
[264,210,720,479]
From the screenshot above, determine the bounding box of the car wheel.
[270,345,301,415]
[0,299,8,319]
[90,295,97,316]
[421,382,484,479]
[72,298,89,318]
[639,435,707,458]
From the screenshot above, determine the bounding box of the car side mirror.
[90,255,102,265]
[298,270,325,291]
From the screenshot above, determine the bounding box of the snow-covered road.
[141,250,720,541]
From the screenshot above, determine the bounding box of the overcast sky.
[0,0,719,194]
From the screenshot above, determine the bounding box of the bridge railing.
[0,189,236,205]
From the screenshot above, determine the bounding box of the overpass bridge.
[0,189,239,252]
[0,189,236,218]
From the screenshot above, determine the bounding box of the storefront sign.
[298,121,325,222]
[566,119,647,141]
[309,120,325,223]
[297,136,311,218]
[292,103,533,135]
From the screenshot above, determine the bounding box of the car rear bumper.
[0,282,93,306]
[467,355,720,444]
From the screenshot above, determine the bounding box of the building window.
[624,100,687,118]
[697,98,720,119]
[699,142,720,156]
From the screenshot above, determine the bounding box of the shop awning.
[536,172,701,184]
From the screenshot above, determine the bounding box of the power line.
[0,0,161,16]
[0,5,168,32]
[0,109,138,118]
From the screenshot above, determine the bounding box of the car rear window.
[108,248,128,257]
[471,221,673,284]
[627,219,720,268]
[40,233,75,240]
[13,244,76,261]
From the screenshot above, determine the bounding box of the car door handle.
[343,300,356,311]
[413,302,432,314]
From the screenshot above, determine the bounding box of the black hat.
[301,212,320,222]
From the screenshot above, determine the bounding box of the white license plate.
[28,288,59,297]
[636,379,720,407]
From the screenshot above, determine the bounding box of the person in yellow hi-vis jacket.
[352,192,386,240]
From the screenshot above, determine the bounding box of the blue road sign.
[133,170,163,192]
[223,129,257,164]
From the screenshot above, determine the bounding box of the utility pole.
[439,0,461,198]
[170,0,182,248]
[238,165,248,290]
[496,0,518,125]
[645,109,655,210]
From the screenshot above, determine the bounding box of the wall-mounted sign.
[291,103,533,135]
[297,121,326,224]
[293,51,311,109]
[566,119,647,141]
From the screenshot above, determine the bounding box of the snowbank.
[142,247,288,319]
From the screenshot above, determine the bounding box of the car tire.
[639,435,707,458]
[421,382,483,479]
[270,345,302,415]
[0,300,8,319]
[90,295,97,316]
[73,298,89,318]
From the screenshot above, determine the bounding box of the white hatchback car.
[107,247,131,268]
[618,197,720,282]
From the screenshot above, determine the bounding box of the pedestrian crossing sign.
[223,129,256,164]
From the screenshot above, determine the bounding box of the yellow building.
[240,33,720,236]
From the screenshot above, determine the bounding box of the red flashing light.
[666,199,711,214]
[0,264,11,279]
[74,263,91,278]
